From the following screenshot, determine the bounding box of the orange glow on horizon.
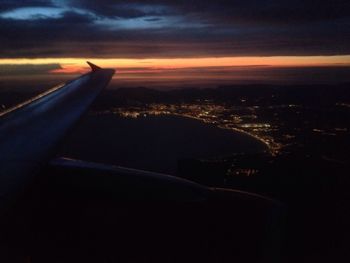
[1,56,350,67]
[1,55,350,75]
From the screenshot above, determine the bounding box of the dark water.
[59,113,267,174]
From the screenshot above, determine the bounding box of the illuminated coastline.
[94,102,282,155]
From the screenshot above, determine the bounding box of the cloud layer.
[0,0,349,58]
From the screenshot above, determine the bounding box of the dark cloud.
[0,0,54,12]
[185,0,350,25]
[0,63,61,75]
[69,0,175,18]
[0,0,349,58]
[70,0,350,24]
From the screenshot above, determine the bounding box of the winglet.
[87,61,101,72]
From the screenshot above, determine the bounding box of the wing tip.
[87,61,101,72]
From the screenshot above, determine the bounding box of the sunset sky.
[1,0,350,86]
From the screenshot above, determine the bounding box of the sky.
[0,0,350,87]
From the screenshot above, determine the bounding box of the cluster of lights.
[98,102,282,154]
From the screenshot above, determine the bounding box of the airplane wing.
[0,63,284,263]
[0,62,114,210]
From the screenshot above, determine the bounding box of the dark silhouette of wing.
[0,62,115,210]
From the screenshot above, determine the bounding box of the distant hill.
[92,83,350,110]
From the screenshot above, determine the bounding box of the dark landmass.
[72,83,350,262]
[58,114,267,174]
[1,83,350,262]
